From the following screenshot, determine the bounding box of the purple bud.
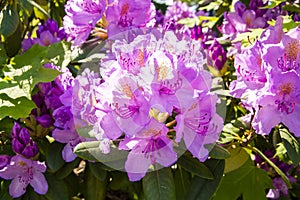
[0,155,11,170]
[36,114,54,128]
[22,142,39,159]
[11,123,39,158]
[207,39,227,71]
[12,138,26,155]
[234,2,247,17]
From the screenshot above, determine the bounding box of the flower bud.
[11,123,39,158]
[207,39,227,76]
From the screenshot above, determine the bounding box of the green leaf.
[178,154,214,180]
[85,163,107,200]
[46,41,72,69]
[46,142,65,172]
[224,146,250,173]
[142,168,176,200]
[259,0,286,9]
[13,44,48,69]
[74,141,128,171]
[187,159,225,200]
[55,158,81,179]
[0,5,19,37]
[214,159,273,200]
[45,173,69,200]
[89,162,108,181]
[208,144,231,159]
[109,171,131,191]
[0,94,35,120]
[232,28,265,47]
[0,180,13,200]
[174,166,191,200]
[279,127,300,166]
[4,22,21,57]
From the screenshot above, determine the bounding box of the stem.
[247,145,292,189]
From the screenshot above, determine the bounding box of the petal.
[253,105,281,135]
[30,172,48,195]
[155,138,177,167]
[9,177,27,198]
[62,143,77,162]
[125,150,151,182]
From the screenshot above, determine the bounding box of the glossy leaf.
[208,144,231,159]
[187,159,225,200]
[85,163,107,200]
[74,141,128,170]
[0,5,19,37]
[174,166,191,200]
[55,158,81,179]
[142,168,176,200]
[214,159,273,200]
[279,128,300,166]
[46,142,65,172]
[224,146,250,173]
[178,154,214,179]
[45,173,69,200]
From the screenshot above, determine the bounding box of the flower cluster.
[72,29,224,181]
[230,17,300,136]
[63,0,156,45]
[0,123,48,198]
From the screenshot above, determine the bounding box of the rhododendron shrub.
[1,0,300,199]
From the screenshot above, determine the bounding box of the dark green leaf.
[0,5,19,37]
[174,166,191,200]
[89,162,107,181]
[213,159,273,200]
[279,127,300,166]
[55,157,81,179]
[178,154,214,179]
[46,142,65,172]
[85,163,107,200]
[4,22,21,57]
[0,180,13,200]
[187,159,225,200]
[45,173,69,200]
[208,144,231,159]
[74,141,128,171]
[142,168,176,200]
[109,171,131,191]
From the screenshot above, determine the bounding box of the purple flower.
[22,19,66,51]
[253,71,300,135]
[11,123,39,159]
[119,118,177,181]
[175,93,224,161]
[106,0,156,36]
[0,155,48,198]
[0,155,11,170]
[63,0,106,45]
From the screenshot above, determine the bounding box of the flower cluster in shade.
[0,123,48,198]
[230,16,300,136]
[72,29,224,181]
[63,0,156,45]
[21,19,86,162]
[254,149,296,199]
[22,19,66,51]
